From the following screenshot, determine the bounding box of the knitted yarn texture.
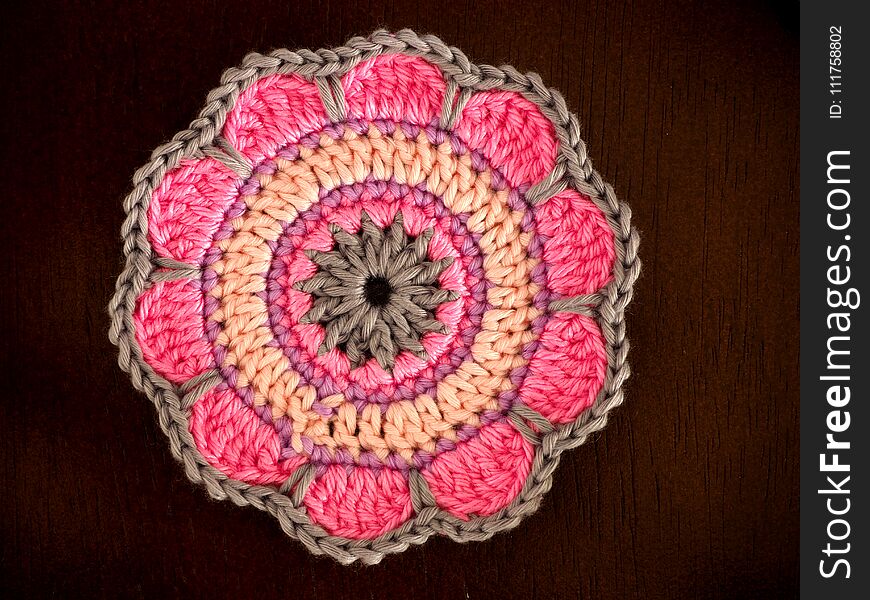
[108,29,640,565]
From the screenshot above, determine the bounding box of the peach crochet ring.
[108,29,640,564]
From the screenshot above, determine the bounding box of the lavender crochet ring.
[108,29,639,564]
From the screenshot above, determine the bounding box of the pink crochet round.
[110,30,638,565]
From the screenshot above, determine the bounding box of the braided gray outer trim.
[107,29,640,565]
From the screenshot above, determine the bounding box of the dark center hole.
[364,276,393,307]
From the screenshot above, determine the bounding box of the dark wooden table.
[0,1,799,597]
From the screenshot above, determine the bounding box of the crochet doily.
[109,30,639,564]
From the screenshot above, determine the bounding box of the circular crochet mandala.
[109,30,639,564]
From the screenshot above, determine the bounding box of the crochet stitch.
[296,209,458,370]
[109,30,640,564]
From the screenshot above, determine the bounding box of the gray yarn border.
[107,29,640,565]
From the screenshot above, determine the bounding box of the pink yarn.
[223,73,328,164]
[423,421,534,519]
[134,279,213,384]
[342,54,446,124]
[148,157,239,264]
[304,465,413,539]
[519,313,607,423]
[536,189,615,296]
[189,386,308,485]
[454,90,558,188]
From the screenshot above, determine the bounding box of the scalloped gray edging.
[107,29,640,565]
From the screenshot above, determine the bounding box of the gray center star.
[294,210,459,371]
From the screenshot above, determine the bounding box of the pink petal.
[454,91,558,188]
[304,465,413,539]
[536,188,615,296]
[223,73,328,164]
[519,313,607,423]
[342,54,446,124]
[134,279,213,384]
[148,157,239,264]
[189,386,307,485]
[423,421,533,519]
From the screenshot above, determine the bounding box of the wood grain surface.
[0,1,799,597]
